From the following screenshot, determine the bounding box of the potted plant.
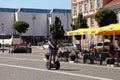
[105,57,115,65]
[58,51,64,61]
[45,52,50,60]
[75,50,80,61]
[69,52,76,61]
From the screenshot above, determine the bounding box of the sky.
[0,0,71,9]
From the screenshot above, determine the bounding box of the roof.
[105,0,120,7]
[0,8,71,14]
[0,8,18,12]
[18,8,50,13]
[52,9,71,13]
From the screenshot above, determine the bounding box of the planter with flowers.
[75,50,80,62]
[69,52,76,62]
[105,57,115,65]
[45,52,50,60]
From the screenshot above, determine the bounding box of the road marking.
[0,63,113,80]
[0,56,42,61]
[0,56,120,70]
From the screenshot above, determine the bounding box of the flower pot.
[45,55,50,60]
[107,58,115,64]
[70,56,75,61]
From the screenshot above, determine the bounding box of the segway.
[46,50,60,70]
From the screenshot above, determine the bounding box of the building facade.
[0,8,71,45]
[71,0,120,30]
[71,0,103,47]
[104,0,120,23]
[72,0,103,28]
[71,0,120,48]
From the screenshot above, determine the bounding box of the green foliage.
[75,13,88,29]
[94,8,118,27]
[13,21,29,34]
[63,43,70,47]
[105,57,111,62]
[75,50,80,54]
[50,16,65,40]
[69,52,76,57]
[71,13,88,40]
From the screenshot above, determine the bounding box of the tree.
[71,13,88,50]
[50,16,65,40]
[13,21,29,35]
[71,13,88,40]
[94,8,118,27]
[94,8,118,39]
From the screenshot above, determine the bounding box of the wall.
[16,12,48,36]
[0,12,15,35]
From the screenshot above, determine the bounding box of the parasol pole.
[81,34,84,50]
[113,31,116,51]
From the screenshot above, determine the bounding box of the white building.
[0,8,17,34]
[0,8,71,45]
[48,9,72,35]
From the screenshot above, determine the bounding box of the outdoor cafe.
[66,24,120,66]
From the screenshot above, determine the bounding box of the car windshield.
[44,42,48,45]
[97,43,103,46]
[104,42,110,46]
[69,43,74,46]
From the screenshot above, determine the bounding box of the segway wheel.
[54,61,60,70]
[46,61,51,70]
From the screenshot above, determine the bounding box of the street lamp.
[32,15,36,46]
[1,23,4,52]
[48,13,52,37]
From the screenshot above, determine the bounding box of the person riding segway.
[46,33,60,70]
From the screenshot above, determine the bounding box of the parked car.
[43,42,49,49]
[9,44,32,53]
[65,43,77,51]
[94,42,110,52]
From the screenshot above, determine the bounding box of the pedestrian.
[108,40,116,66]
[109,40,115,56]
[89,42,95,51]
[48,33,58,64]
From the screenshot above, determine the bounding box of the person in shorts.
[48,33,58,63]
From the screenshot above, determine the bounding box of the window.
[90,34,94,42]
[0,34,11,39]
[91,17,94,27]
[90,0,94,11]
[13,34,20,38]
[96,0,101,9]
[84,2,88,13]
[73,4,77,16]
[118,12,120,23]
[97,36,102,42]
[73,0,76,2]
[97,43,103,46]
[79,3,82,13]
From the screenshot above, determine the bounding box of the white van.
[0,34,12,46]
[0,34,22,46]
[11,34,23,45]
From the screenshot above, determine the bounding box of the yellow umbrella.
[74,28,87,35]
[96,24,120,46]
[66,30,76,36]
[67,27,99,36]
[75,27,99,35]
[96,24,120,35]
